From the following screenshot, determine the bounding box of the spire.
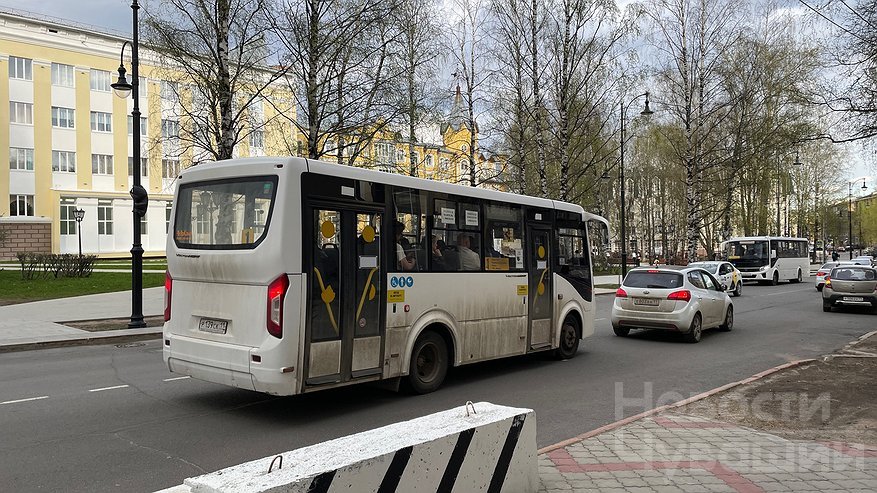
[442,76,468,135]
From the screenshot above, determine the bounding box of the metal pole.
[848,182,853,261]
[129,0,145,328]
[77,218,82,257]
[776,160,781,235]
[620,102,627,278]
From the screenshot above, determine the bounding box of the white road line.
[595,318,607,321]
[1,396,49,405]
[765,288,811,296]
[163,376,190,382]
[88,385,130,393]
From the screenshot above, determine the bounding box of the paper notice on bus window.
[359,255,378,269]
[240,228,255,243]
[537,260,547,270]
[465,210,479,226]
[515,249,524,268]
[485,257,510,271]
[441,207,455,225]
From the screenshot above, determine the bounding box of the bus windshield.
[726,240,769,267]
[173,176,278,249]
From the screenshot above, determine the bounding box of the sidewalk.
[538,332,877,492]
[0,287,164,352]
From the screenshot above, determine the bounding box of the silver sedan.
[610,266,734,343]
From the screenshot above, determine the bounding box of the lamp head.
[640,92,654,116]
[111,64,133,99]
[600,170,610,180]
[73,208,85,221]
[863,178,868,191]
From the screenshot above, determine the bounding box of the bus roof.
[722,236,808,244]
[181,156,608,224]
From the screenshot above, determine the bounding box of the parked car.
[822,265,877,312]
[815,262,854,291]
[687,261,743,297]
[611,266,734,343]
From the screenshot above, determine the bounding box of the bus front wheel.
[405,331,448,394]
[770,271,779,286]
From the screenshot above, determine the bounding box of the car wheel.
[613,325,630,337]
[822,301,832,313]
[404,331,448,394]
[816,285,823,292]
[771,272,779,286]
[554,316,580,360]
[683,313,702,343]
[734,282,742,297]
[719,306,733,331]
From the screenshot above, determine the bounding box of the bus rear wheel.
[554,317,580,360]
[405,331,448,394]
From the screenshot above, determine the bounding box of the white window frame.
[51,63,75,87]
[9,147,34,171]
[90,69,111,92]
[160,81,179,102]
[249,130,264,149]
[92,154,113,175]
[8,56,32,80]
[60,199,77,235]
[128,157,148,177]
[52,106,76,129]
[52,150,76,173]
[166,202,173,233]
[90,111,112,132]
[127,116,148,136]
[9,101,33,125]
[140,210,148,236]
[97,199,113,235]
[9,194,34,216]
[161,119,180,139]
[162,158,181,179]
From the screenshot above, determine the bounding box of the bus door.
[306,206,384,386]
[527,225,553,349]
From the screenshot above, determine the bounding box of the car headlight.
[759,266,767,271]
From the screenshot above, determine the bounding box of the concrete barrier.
[156,401,536,493]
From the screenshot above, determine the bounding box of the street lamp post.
[619,92,653,278]
[73,208,85,257]
[848,178,868,259]
[111,0,147,329]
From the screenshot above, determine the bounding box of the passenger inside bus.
[457,234,480,271]
[395,221,417,271]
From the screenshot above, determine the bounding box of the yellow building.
[0,9,505,259]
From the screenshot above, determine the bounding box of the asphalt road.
[0,278,874,492]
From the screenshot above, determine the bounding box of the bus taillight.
[267,275,290,338]
[164,271,173,322]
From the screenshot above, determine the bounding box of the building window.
[51,63,75,87]
[397,149,405,164]
[426,154,434,169]
[439,157,449,172]
[140,211,148,236]
[8,56,32,80]
[9,101,33,124]
[52,107,75,129]
[160,80,179,102]
[9,147,34,171]
[411,152,420,167]
[166,202,173,233]
[52,150,76,172]
[128,157,148,177]
[90,69,111,91]
[249,130,264,149]
[60,199,77,235]
[375,142,395,168]
[90,111,112,132]
[97,199,113,235]
[161,119,180,139]
[92,154,113,175]
[127,116,148,136]
[162,158,180,178]
[9,194,34,216]
[138,76,147,96]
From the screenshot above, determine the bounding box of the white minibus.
[722,236,809,285]
[163,157,607,395]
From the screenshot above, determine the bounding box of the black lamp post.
[73,208,85,257]
[848,178,868,259]
[618,92,653,277]
[111,0,147,329]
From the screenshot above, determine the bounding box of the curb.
[0,330,162,353]
[537,358,815,454]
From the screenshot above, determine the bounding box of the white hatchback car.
[687,261,743,297]
[611,267,734,343]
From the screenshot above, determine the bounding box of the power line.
[798,0,870,42]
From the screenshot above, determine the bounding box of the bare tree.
[143,0,286,161]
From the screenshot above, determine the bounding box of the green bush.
[16,252,98,280]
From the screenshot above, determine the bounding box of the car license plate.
[842,296,864,302]
[199,318,228,334]
[633,297,660,306]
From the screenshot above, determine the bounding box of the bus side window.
[393,189,426,272]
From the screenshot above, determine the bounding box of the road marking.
[88,385,130,393]
[595,318,606,321]
[1,395,49,405]
[765,288,810,296]
[163,376,190,382]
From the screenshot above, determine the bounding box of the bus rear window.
[623,271,683,289]
[173,176,278,249]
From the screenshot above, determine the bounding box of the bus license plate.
[843,296,864,302]
[199,318,228,334]
[633,298,659,306]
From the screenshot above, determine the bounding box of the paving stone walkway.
[538,414,876,492]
